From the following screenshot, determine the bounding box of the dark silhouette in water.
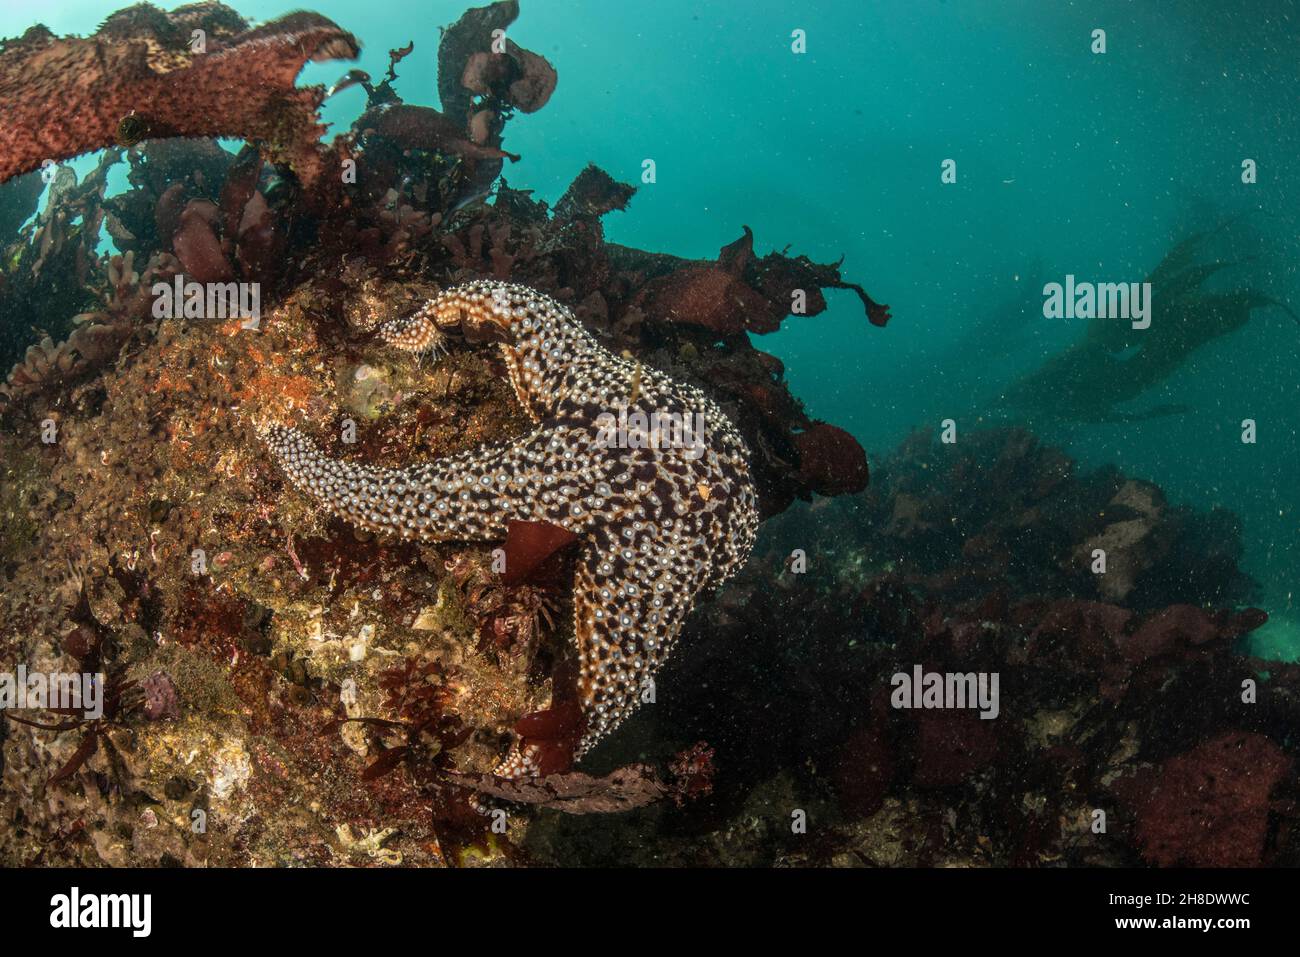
[1003,219,1298,423]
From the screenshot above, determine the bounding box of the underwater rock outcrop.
[630,426,1297,867]
[0,0,890,866]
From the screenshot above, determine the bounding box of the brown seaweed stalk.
[1003,222,1297,423]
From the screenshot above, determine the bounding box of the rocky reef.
[0,1,882,865]
[0,1,1291,869]
[624,427,1297,867]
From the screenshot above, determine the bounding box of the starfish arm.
[263,423,553,541]
[379,280,636,422]
[263,422,644,543]
[569,523,700,758]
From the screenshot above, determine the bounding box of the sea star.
[263,280,759,774]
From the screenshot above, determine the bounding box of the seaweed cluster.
[0,1,880,511]
[607,427,1294,867]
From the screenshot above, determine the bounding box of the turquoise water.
[7,0,1298,645]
